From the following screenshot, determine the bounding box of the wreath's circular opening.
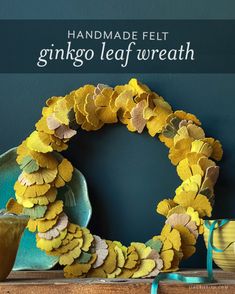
[64,123,180,244]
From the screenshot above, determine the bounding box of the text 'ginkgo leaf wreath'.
[8,79,223,278]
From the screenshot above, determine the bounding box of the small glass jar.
[0,211,28,281]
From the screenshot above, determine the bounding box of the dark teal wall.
[0,0,235,268]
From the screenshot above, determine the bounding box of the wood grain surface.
[0,270,234,294]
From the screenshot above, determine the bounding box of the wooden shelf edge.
[0,270,234,294]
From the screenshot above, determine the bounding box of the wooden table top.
[0,269,234,294]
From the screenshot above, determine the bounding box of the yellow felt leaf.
[167,205,186,217]
[46,96,62,107]
[131,242,152,259]
[30,151,58,169]
[64,263,92,278]
[19,168,57,186]
[132,259,155,278]
[16,140,30,164]
[177,158,204,181]
[59,245,82,266]
[191,140,213,157]
[19,188,57,208]
[117,267,139,278]
[159,134,174,149]
[156,199,177,217]
[94,87,113,107]
[187,152,205,165]
[15,181,50,198]
[160,249,174,271]
[14,181,27,196]
[43,200,63,220]
[203,138,223,161]
[146,100,172,137]
[177,159,194,180]
[74,106,86,125]
[74,85,95,116]
[54,159,73,188]
[37,216,59,233]
[186,207,201,226]
[174,110,201,125]
[160,224,181,251]
[174,225,196,259]
[53,99,70,125]
[27,219,38,232]
[81,228,94,252]
[115,90,135,113]
[175,174,202,195]
[94,88,118,124]
[26,131,53,153]
[115,245,126,268]
[28,131,68,154]
[96,105,118,123]
[24,183,51,198]
[84,93,100,127]
[124,246,139,269]
[174,126,189,146]
[87,267,107,278]
[107,268,122,278]
[64,92,76,109]
[161,256,181,272]
[174,191,212,217]
[128,78,151,95]
[49,237,82,256]
[68,223,83,237]
[114,84,136,96]
[198,157,216,172]
[36,116,54,135]
[6,198,23,214]
[142,102,156,121]
[187,208,204,234]
[50,135,68,152]
[99,241,117,275]
[36,229,67,251]
[169,138,192,165]
[105,243,126,278]
[81,119,104,131]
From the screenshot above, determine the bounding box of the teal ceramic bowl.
[0,148,92,270]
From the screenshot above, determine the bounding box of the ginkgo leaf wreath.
[8,79,223,278]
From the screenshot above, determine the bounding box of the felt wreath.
[8,79,223,278]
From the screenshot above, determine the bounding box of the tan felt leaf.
[47,115,61,130]
[130,100,147,133]
[38,213,68,240]
[92,235,109,268]
[36,229,67,252]
[54,125,77,140]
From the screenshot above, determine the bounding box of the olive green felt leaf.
[76,252,92,264]
[145,239,163,253]
[20,155,39,174]
[23,205,47,220]
[162,117,181,138]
